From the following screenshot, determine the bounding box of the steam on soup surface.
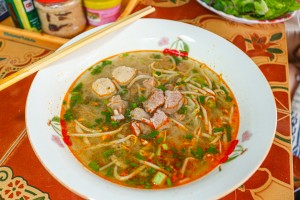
[61,50,239,189]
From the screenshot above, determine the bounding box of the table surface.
[0,0,294,199]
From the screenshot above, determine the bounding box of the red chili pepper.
[219,140,239,164]
[226,140,239,156]
[219,155,228,164]
[163,48,188,57]
[60,119,72,146]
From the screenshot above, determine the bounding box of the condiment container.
[34,0,86,38]
[83,0,121,26]
[5,0,41,32]
[0,0,9,21]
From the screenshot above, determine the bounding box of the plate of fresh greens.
[197,0,300,24]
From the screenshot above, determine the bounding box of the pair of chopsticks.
[0,6,155,91]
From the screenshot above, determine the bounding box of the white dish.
[197,0,296,24]
[26,18,277,199]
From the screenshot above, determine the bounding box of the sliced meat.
[131,108,150,121]
[131,121,141,136]
[112,66,137,86]
[107,95,128,115]
[150,110,170,130]
[92,78,116,99]
[143,77,157,89]
[130,121,153,136]
[143,77,157,98]
[111,114,125,121]
[143,89,165,113]
[163,90,184,114]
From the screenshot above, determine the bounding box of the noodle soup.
[61,50,239,189]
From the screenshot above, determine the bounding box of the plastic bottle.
[34,0,86,38]
[0,0,9,21]
[83,0,121,26]
[5,0,41,32]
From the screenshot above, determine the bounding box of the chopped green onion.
[179,106,188,114]
[106,167,113,177]
[88,161,100,172]
[135,153,145,160]
[206,145,218,154]
[213,127,224,133]
[132,102,138,108]
[156,137,163,144]
[185,134,193,140]
[152,171,167,186]
[162,143,169,150]
[103,148,114,158]
[167,177,172,187]
[199,96,205,104]
[139,96,147,102]
[157,85,167,92]
[155,71,162,76]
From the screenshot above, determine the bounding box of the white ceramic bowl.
[26,18,277,200]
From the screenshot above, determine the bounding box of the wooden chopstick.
[118,0,140,20]
[0,6,155,91]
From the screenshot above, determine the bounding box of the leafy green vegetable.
[201,0,300,20]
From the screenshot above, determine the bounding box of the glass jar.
[83,0,121,26]
[34,0,86,38]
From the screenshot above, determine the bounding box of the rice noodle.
[229,106,234,124]
[208,121,212,135]
[150,62,178,74]
[112,79,125,93]
[165,55,176,70]
[86,134,137,150]
[137,160,171,176]
[205,95,215,102]
[186,96,196,107]
[180,157,195,175]
[114,165,146,181]
[210,135,221,144]
[170,118,188,131]
[202,73,212,89]
[178,177,191,184]
[184,73,201,82]
[186,83,207,95]
[200,105,208,128]
[203,87,215,96]
[214,89,226,95]
[127,75,152,88]
[75,120,101,133]
[99,160,117,171]
[75,123,91,145]
[68,123,128,137]
[181,91,204,96]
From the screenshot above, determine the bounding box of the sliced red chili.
[60,119,72,146]
[226,139,239,156]
[163,48,188,57]
[219,155,228,164]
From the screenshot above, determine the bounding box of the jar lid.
[84,0,121,10]
[35,0,67,3]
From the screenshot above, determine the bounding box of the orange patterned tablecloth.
[0,1,294,199]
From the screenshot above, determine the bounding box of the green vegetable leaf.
[206,145,218,154]
[63,109,74,122]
